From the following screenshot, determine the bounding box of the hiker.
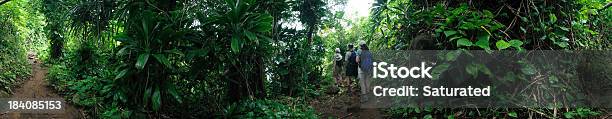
[345,44,358,95]
[356,41,373,99]
[333,48,343,87]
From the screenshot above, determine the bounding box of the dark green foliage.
[42,0,68,59]
[42,0,327,118]
[222,99,317,118]
[0,0,45,96]
[370,0,610,50]
[362,0,611,118]
[15,0,609,118]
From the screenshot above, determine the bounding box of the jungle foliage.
[346,0,612,118]
[0,0,47,97]
[23,0,332,118]
[1,0,611,118]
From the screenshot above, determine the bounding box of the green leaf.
[424,114,433,119]
[475,38,490,50]
[152,54,172,69]
[564,112,574,118]
[432,63,450,80]
[477,34,490,42]
[444,30,457,37]
[465,63,478,78]
[186,49,209,60]
[136,53,150,70]
[482,10,493,18]
[254,14,273,32]
[509,40,523,48]
[445,50,462,61]
[457,38,473,47]
[143,87,152,105]
[555,41,569,48]
[231,36,241,53]
[152,87,161,111]
[508,112,518,118]
[495,40,511,50]
[244,30,257,41]
[549,13,557,23]
[165,81,182,103]
[477,64,493,77]
[142,19,149,40]
[435,29,443,33]
[115,68,129,80]
[449,36,462,41]
[520,62,536,75]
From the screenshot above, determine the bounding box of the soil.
[310,85,385,119]
[0,55,84,119]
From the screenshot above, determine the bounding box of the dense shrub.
[222,99,317,118]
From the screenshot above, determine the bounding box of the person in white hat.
[333,48,343,88]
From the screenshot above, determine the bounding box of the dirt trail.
[1,55,84,119]
[310,86,384,119]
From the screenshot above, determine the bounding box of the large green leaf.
[244,30,257,41]
[231,36,241,53]
[143,87,152,106]
[549,13,557,23]
[509,39,524,48]
[465,63,478,78]
[253,14,272,32]
[444,30,457,37]
[495,40,511,50]
[508,112,518,118]
[152,54,172,69]
[114,68,129,80]
[445,50,462,61]
[431,63,450,80]
[135,53,150,70]
[152,87,161,111]
[475,38,490,50]
[457,38,473,47]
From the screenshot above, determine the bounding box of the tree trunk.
[227,54,266,103]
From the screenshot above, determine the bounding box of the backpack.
[334,53,343,67]
[348,51,357,66]
[359,51,373,73]
[345,51,358,76]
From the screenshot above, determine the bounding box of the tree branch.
[599,2,612,12]
[0,0,11,6]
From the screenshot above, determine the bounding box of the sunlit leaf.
[508,112,518,118]
[495,40,510,50]
[136,53,150,70]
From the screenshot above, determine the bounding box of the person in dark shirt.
[345,44,358,95]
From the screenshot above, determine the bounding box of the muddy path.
[310,85,384,119]
[1,57,84,119]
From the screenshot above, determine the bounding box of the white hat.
[359,40,366,46]
[335,48,341,52]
